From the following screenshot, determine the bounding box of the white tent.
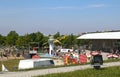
[77,32,120,39]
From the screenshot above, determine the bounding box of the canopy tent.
[77,32,120,39]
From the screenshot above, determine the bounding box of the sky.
[0,0,120,35]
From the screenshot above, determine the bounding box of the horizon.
[0,0,120,35]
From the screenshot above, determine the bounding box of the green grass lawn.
[35,66,120,77]
[0,59,20,71]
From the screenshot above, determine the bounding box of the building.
[77,31,120,52]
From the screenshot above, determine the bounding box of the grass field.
[0,59,20,71]
[35,66,120,77]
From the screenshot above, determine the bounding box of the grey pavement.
[0,62,120,77]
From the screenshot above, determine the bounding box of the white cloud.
[42,6,78,10]
[42,4,107,10]
[0,4,107,14]
[89,4,106,8]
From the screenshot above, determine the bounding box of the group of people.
[55,50,90,65]
[56,49,104,65]
[0,49,24,60]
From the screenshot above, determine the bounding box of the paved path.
[0,62,120,77]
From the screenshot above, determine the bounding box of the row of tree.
[0,31,89,50]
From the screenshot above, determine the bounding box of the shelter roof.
[77,32,120,39]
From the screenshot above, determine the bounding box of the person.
[78,49,81,55]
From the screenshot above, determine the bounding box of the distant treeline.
[0,31,89,50]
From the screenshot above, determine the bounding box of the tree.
[3,31,90,50]
[22,33,31,44]
[0,34,5,46]
[35,32,44,42]
[35,32,44,48]
[29,33,37,42]
[6,31,19,46]
[16,36,25,47]
[54,32,60,39]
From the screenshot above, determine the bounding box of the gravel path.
[0,62,120,77]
